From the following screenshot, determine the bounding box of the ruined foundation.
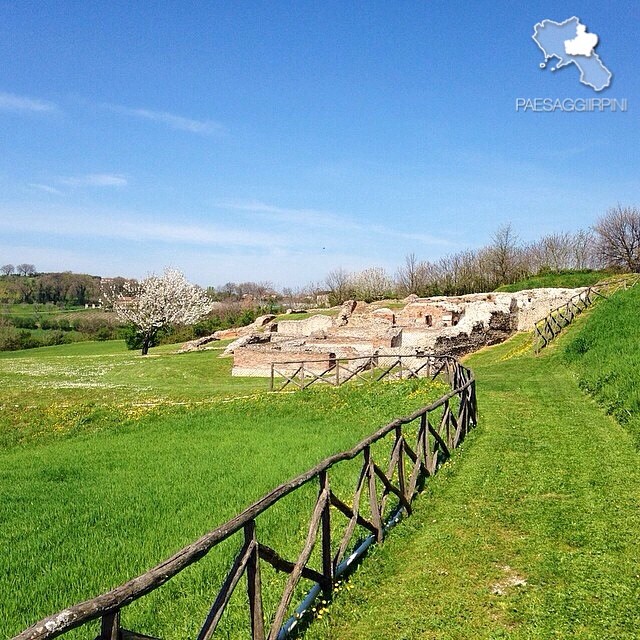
[213,288,586,377]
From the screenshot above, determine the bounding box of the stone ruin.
[180,288,586,377]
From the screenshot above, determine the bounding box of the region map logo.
[533,16,611,92]
[516,16,626,113]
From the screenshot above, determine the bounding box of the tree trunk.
[141,335,152,356]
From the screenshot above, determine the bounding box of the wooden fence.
[533,287,599,353]
[533,277,639,353]
[269,353,440,392]
[13,355,476,640]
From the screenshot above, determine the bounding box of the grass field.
[563,283,640,446]
[0,340,268,449]
[0,338,448,639]
[307,295,640,639]
[4,284,639,639]
[1,303,91,315]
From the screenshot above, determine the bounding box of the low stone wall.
[232,347,332,377]
[508,288,587,330]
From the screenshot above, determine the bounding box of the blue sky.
[1,1,638,287]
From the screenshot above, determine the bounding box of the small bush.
[564,335,591,358]
[44,330,71,346]
[94,327,113,341]
[12,316,37,329]
[56,317,71,332]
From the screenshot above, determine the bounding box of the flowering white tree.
[350,267,393,302]
[104,268,215,355]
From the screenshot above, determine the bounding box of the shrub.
[56,317,71,331]
[94,327,114,341]
[16,330,40,350]
[12,316,37,329]
[121,324,164,351]
[564,335,591,358]
[44,330,71,346]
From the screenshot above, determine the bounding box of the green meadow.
[495,268,614,292]
[0,340,263,449]
[308,286,640,639]
[0,339,446,639]
[3,282,639,639]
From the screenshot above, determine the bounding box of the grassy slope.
[496,269,613,292]
[564,284,640,446]
[308,326,640,637]
[0,357,446,639]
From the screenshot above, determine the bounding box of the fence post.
[365,446,383,542]
[396,425,407,502]
[99,610,120,640]
[245,520,265,640]
[270,363,274,392]
[319,470,333,597]
[336,361,340,386]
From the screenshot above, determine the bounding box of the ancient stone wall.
[276,314,335,337]
[232,346,331,377]
[397,303,459,328]
[507,288,587,330]
[223,287,587,376]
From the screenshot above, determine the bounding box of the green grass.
[563,283,640,446]
[1,303,90,315]
[0,339,270,449]
[306,322,640,638]
[273,309,338,322]
[6,288,640,639]
[496,269,613,292]
[0,337,447,639]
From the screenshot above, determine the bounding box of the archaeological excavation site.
[180,287,587,377]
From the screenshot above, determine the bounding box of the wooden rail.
[269,353,440,392]
[13,355,477,640]
[533,277,639,353]
[533,287,597,353]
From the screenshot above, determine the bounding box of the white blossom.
[103,268,214,354]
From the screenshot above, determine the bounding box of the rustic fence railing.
[533,287,598,353]
[13,355,476,640]
[269,353,439,392]
[533,277,639,353]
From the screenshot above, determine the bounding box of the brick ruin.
[181,288,587,377]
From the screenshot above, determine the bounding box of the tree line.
[3,204,639,311]
[0,271,103,306]
[322,206,640,304]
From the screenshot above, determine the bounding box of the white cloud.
[219,199,453,246]
[0,199,454,287]
[0,204,285,249]
[219,199,352,230]
[107,104,224,136]
[58,173,128,187]
[0,91,57,113]
[28,183,64,196]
